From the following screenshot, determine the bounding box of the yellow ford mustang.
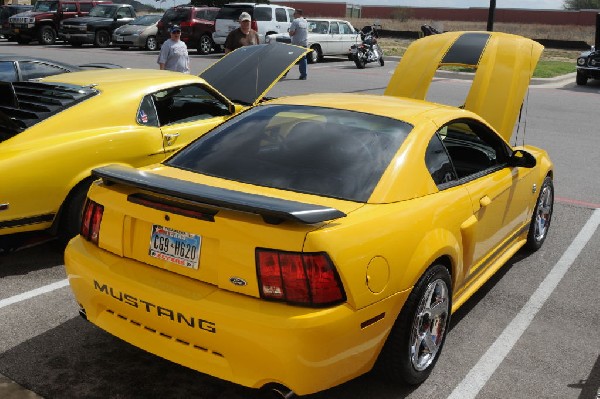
[0,43,307,241]
[65,32,554,396]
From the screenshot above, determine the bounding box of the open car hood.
[200,43,309,106]
[385,31,543,142]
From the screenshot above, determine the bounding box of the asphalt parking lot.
[1,40,599,399]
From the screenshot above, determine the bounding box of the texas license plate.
[149,225,201,269]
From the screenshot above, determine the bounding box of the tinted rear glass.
[254,7,272,21]
[162,7,191,24]
[168,105,412,202]
[215,5,252,20]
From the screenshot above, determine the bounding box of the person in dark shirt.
[224,12,259,54]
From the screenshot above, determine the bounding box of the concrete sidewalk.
[0,374,42,399]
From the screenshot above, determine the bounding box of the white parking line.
[448,208,600,399]
[0,279,69,310]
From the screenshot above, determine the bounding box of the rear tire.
[94,30,110,47]
[377,263,451,385]
[145,35,157,51]
[525,176,553,251]
[197,33,212,55]
[59,179,93,244]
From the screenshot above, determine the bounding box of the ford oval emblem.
[229,277,247,286]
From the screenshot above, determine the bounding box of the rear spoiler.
[92,165,346,225]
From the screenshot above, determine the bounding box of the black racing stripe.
[442,32,491,66]
[0,213,55,229]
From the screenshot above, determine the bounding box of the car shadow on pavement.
[0,233,61,277]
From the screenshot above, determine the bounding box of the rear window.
[253,7,272,22]
[161,7,191,24]
[195,8,218,21]
[168,105,412,202]
[215,5,252,20]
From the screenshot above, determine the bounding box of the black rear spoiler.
[92,165,346,224]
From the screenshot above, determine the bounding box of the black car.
[0,4,33,41]
[0,55,120,82]
[576,45,600,85]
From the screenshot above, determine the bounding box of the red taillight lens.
[80,199,103,245]
[256,249,345,307]
[251,20,258,32]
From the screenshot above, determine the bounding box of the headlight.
[591,59,597,66]
[27,17,35,24]
[577,58,586,66]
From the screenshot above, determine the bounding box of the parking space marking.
[0,279,69,310]
[448,208,600,399]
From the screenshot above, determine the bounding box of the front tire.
[377,264,451,385]
[576,70,588,86]
[38,25,56,45]
[94,30,110,47]
[525,176,554,251]
[197,33,212,55]
[308,45,320,64]
[353,53,365,69]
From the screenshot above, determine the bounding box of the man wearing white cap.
[224,11,260,54]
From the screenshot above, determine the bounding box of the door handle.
[479,195,492,207]
[163,133,179,146]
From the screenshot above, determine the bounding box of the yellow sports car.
[0,43,307,241]
[65,32,554,396]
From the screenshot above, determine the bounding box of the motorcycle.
[350,25,384,69]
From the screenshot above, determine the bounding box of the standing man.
[289,9,308,80]
[224,12,259,54]
[157,25,190,73]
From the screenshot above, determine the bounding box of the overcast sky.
[154,0,566,11]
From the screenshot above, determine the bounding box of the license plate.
[149,225,201,269]
[116,36,123,41]
[14,28,19,33]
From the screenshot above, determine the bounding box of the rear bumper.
[64,237,409,395]
[112,34,145,47]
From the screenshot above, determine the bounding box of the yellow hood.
[385,31,543,142]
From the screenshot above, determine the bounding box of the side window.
[79,3,92,12]
[425,132,456,187]
[19,62,69,80]
[438,120,508,179]
[287,9,294,22]
[137,95,159,127]
[152,84,231,127]
[117,7,132,18]
[62,3,77,12]
[0,61,18,82]
[275,8,287,22]
[253,7,272,22]
[330,22,339,34]
[339,22,351,34]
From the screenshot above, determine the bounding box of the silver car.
[265,18,360,63]
[112,14,162,51]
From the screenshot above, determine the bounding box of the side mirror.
[508,149,536,168]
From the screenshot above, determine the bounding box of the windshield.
[89,5,117,18]
[33,1,58,12]
[168,104,412,202]
[131,14,161,25]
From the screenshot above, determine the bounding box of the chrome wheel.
[533,179,553,242]
[146,36,157,51]
[526,176,553,251]
[409,278,449,371]
[198,34,212,55]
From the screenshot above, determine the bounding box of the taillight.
[251,20,258,32]
[80,199,103,244]
[256,249,346,307]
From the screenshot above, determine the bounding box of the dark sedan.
[0,55,121,82]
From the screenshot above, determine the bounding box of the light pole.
[487,0,496,31]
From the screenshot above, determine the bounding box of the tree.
[563,0,600,9]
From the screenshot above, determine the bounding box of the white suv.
[212,3,294,48]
